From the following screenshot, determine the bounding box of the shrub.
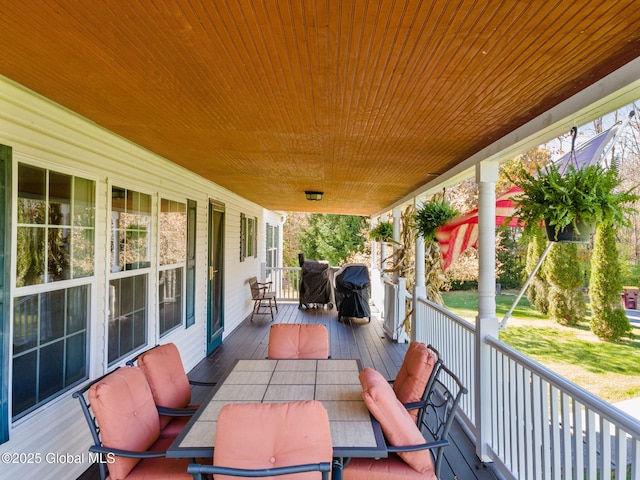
[589,223,631,340]
[525,227,550,314]
[544,242,585,325]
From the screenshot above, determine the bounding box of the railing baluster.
[561,392,572,479]
[532,373,543,478]
[614,425,626,480]
[585,408,597,480]
[573,399,584,480]
[601,417,612,480]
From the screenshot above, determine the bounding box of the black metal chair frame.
[187,462,331,479]
[340,359,467,479]
[402,363,468,477]
[73,368,193,480]
[392,344,444,427]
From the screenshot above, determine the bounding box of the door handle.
[209,267,218,280]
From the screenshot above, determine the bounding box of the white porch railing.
[414,295,640,480]
[414,298,477,433]
[264,266,301,301]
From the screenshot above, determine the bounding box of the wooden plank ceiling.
[0,1,639,215]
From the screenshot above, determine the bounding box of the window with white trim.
[12,164,94,419]
[158,198,186,336]
[108,186,151,365]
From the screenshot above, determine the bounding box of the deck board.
[78,302,498,480]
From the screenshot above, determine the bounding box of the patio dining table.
[167,358,387,479]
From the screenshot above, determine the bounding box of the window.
[266,223,279,269]
[240,213,257,261]
[13,164,94,419]
[159,199,186,336]
[108,187,151,365]
[16,165,95,286]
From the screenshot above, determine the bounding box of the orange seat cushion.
[392,342,437,420]
[137,343,192,429]
[359,367,435,475]
[267,324,329,359]
[344,453,437,480]
[88,367,161,480]
[122,436,193,480]
[158,415,191,440]
[213,401,332,480]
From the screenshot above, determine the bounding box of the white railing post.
[397,277,410,342]
[475,161,499,461]
[392,207,401,281]
[413,195,426,341]
[370,216,379,272]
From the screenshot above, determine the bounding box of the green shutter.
[0,145,12,444]
[185,199,196,328]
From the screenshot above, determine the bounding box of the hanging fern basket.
[544,218,595,243]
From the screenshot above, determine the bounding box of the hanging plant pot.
[545,218,595,243]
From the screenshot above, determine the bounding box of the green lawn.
[441,289,640,403]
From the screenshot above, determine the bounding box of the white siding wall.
[0,77,284,478]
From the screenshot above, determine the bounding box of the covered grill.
[334,264,370,322]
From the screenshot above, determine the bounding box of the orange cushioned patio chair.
[187,401,333,480]
[127,343,215,438]
[73,366,195,480]
[340,363,467,480]
[391,342,441,423]
[267,323,330,359]
[249,276,278,321]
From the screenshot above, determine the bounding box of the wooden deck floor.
[78,302,498,480]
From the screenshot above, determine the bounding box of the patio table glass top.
[167,358,386,459]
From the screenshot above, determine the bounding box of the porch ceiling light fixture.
[305,191,323,201]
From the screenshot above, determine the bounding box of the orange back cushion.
[393,342,437,416]
[267,324,329,359]
[89,367,160,480]
[137,343,192,429]
[214,401,332,480]
[360,367,434,474]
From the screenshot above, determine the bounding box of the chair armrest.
[402,400,424,410]
[157,405,198,416]
[88,444,168,459]
[189,379,216,387]
[386,439,449,453]
[187,462,331,478]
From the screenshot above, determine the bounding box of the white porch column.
[475,161,499,461]
[412,196,426,340]
[392,207,402,280]
[370,216,379,271]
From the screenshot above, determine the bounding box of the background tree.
[282,212,308,266]
[590,223,631,340]
[496,227,525,289]
[297,213,368,266]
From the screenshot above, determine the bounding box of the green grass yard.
[441,290,640,403]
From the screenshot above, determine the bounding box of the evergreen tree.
[544,242,585,325]
[590,223,631,340]
[525,227,550,314]
[298,214,368,266]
